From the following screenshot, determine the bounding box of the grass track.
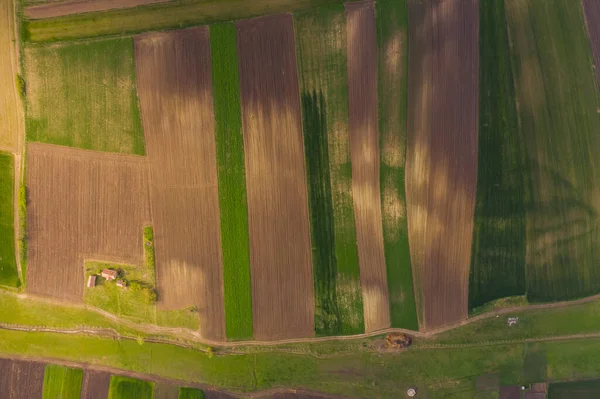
[0,153,18,288]
[505,0,600,302]
[468,0,526,310]
[375,0,418,330]
[25,0,348,43]
[109,376,153,399]
[179,387,205,398]
[210,23,253,341]
[42,364,83,399]
[294,4,364,336]
[24,38,145,155]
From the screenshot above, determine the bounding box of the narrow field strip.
[0,152,18,288]
[375,0,417,330]
[210,23,253,341]
[109,375,154,399]
[24,38,145,155]
[468,0,526,311]
[294,4,364,336]
[505,0,600,302]
[42,364,83,399]
[25,0,170,19]
[81,370,110,399]
[0,0,21,149]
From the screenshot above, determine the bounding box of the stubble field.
[0,0,21,149]
[134,28,226,341]
[237,14,315,340]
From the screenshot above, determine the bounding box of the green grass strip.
[108,376,153,399]
[468,0,526,310]
[295,4,364,336]
[179,387,205,399]
[210,23,253,341]
[42,364,83,399]
[0,152,18,288]
[375,0,418,330]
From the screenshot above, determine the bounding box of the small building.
[116,279,126,288]
[87,275,96,288]
[101,269,118,281]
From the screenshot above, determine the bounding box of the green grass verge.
[18,176,26,288]
[549,379,600,399]
[42,364,83,399]
[375,0,418,330]
[24,0,349,43]
[179,387,205,399]
[505,0,600,302]
[469,0,526,310]
[210,23,253,341]
[295,4,364,336]
[24,38,145,154]
[0,153,18,288]
[108,376,153,399]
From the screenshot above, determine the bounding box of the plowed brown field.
[405,0,478,330]
[0,358,44,399]
[345,1,390,333]
[584,0,600,86]
[134,27,226,341]
[27,143,150,301]
[237,14,314,340]
[81,370,111,399]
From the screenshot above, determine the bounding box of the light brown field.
[26,143,150,301]
[134,27,225,341]
[81,370,111,399]
[0,358,45,399]
[345,0,390,332]
[0,0,21,150]
[583,0,600,86]
[405,0,479,330]
[237,14,314,340]
[25,0,170,19]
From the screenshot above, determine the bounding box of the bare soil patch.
[81,370,111,399]
[134,27,225,341]
[25,0,171,19]
[345,0,390,332]
[405,0,479,330]
[237,14,314,340]
[0,358,45,399]
[27,143,150,302]
[583,0,600,86]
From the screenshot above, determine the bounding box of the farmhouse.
[101,269,118,281]
[87,275,96,288]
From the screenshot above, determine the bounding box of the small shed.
[116,279,126,288]
[87,275,96,288]
[101,269,118,281]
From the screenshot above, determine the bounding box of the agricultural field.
[108,376,154,399]
[134,28,226,341]
[237,14,314,340]
[405,0,478,330]
[549,379,600,399]
[584,0,600,85]
[25,0,170,19]
[0,0,21,150]
[81,370,111,399]
[24,38,145,154]
[345,0,389,333]
[375,0,418,330]
[0,358,45,399]
[26,143,150,301]
[179,387,205,399]
[42,364,83,399]
[468,0,526,310]
[210,23,253,341]
[505,0,600,302]
[0,153,17,288]
[153,382,180,399]
[294,4,364,336]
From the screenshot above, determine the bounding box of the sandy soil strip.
[134,27,226,341]
[405,0,479,330]
[25,0,171,20]
[0,0,21,150]
[237,14,315,340]
[345,1,390,332]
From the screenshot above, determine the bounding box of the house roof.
[101,268,118,277]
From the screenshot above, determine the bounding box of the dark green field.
[468,0,526,310]
[506,0,600,302]
[108,376,153,399]
[179,387,205,399]
[549,379,600,399]
[295,4,364,336]
[0,152,17,288]
[375,0,418,330]
[42,364,83,399]
[210,22,253,341]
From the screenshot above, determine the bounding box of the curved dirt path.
[25,0,170,20]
